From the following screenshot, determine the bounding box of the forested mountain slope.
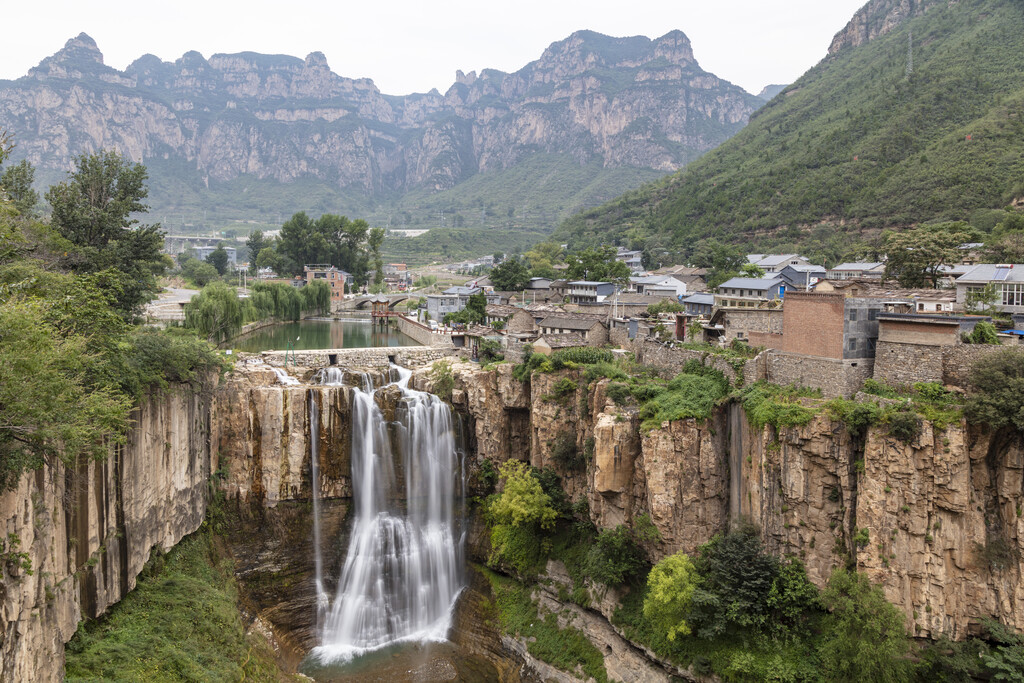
[555,0,1024,258]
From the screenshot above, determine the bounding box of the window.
[848,338,858,352]
[849,308,858,322]
[1002,283,1024,307]
[868,309,879,321]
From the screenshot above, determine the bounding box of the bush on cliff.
[818,568,913,683]
[486,460,558,575]
[965,348,1024,434]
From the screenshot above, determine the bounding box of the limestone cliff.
[828,0,950,54]
[0,386,212,682]
[445,364,1024,642]
[0,31,761,213]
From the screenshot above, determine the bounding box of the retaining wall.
[255,345,453,369]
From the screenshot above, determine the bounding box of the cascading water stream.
[310,365,465,664]
[310,368,347,628]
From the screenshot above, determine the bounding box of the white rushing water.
[309,365,465,663]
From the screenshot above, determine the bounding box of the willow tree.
[184,282,245,344]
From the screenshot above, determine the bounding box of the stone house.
[426,285,482,320]
[533,333,586,355]
[707,307,784,345]
[485,304,536,334]
[538,316,609,346]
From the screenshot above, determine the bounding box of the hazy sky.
[2,0,867,96]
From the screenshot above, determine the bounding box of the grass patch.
[481,566,609,683]
[65,527,284,683]
[738,382,821,431]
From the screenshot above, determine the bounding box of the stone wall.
[631,339,767,386]
[873,340,1009,389]
[767,350,874,398]
[395,314,455,348]
[0,386,212,682]
[874,340,945,385]
[254,345,453,369]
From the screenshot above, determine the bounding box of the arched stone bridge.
[338,294,410,310]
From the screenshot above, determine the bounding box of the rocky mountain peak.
[828,0,947,54]
[27,32,129,83]
[304,51,329,68]
[653,30,695,66]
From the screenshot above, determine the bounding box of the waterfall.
[310,368,349,628]
[310,365,465,663]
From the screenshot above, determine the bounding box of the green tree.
[965,321,1000,345]
[817,569,912,683]
[277,211,369,281]
[691,240,746,289]
[688,523,779,638]
[181,258,220,287]
[487,460,559,574]
[965,283,1000,317]
[368,227,385,285]
[985,212,1024,264]
[0,297,133,491]
[643,552,700,641]
[964,349,1024,433]
[490,256,531,291]
[184,282,245,344]
[245,230,267,273]
[45,151,166,319]
[739,263,766,278]
[0,159,39,216]
[565,246,631,286]
[586,525,647,586]
[883,223,977,288]
[206,243,229,276]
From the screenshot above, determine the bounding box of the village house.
[615,247,645,274]
[304,264,354,302]
[567,281,616,304]
[777,264,827,289]
[714,277,786,308]
[630,274,688,297]
[955,264,1024,314]
[426,285,482,320]
[538,315,609,345]
[746,254,812,273]
[485,304,537,334]
[682,293,715,316]
[826,262,886,280]
[532,333,587,355]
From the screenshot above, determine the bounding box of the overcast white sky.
[2,0,867,96]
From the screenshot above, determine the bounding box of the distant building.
[777,264,827,289]
[826,262,886,280]
[426,285,482,320]
[631,274,688,297]
[567,281,616,304]
[194,245,237,265]
[526,277,553,289]
[746,254,812,273]
[538,316,609,345]
[715,277,786,308]
[682,293,715,316]
[615,247,644,274]
[304,264,353,302]
[955,264,1024,314]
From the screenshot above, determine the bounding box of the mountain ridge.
[553,0,1024,262]
[0,29,761,241]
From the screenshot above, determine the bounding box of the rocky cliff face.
[444,363,1024,641]
[828,0,949,54]
[0,386,211,682]
[0,31,760,206]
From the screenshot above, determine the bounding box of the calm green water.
[232,319,418,352]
